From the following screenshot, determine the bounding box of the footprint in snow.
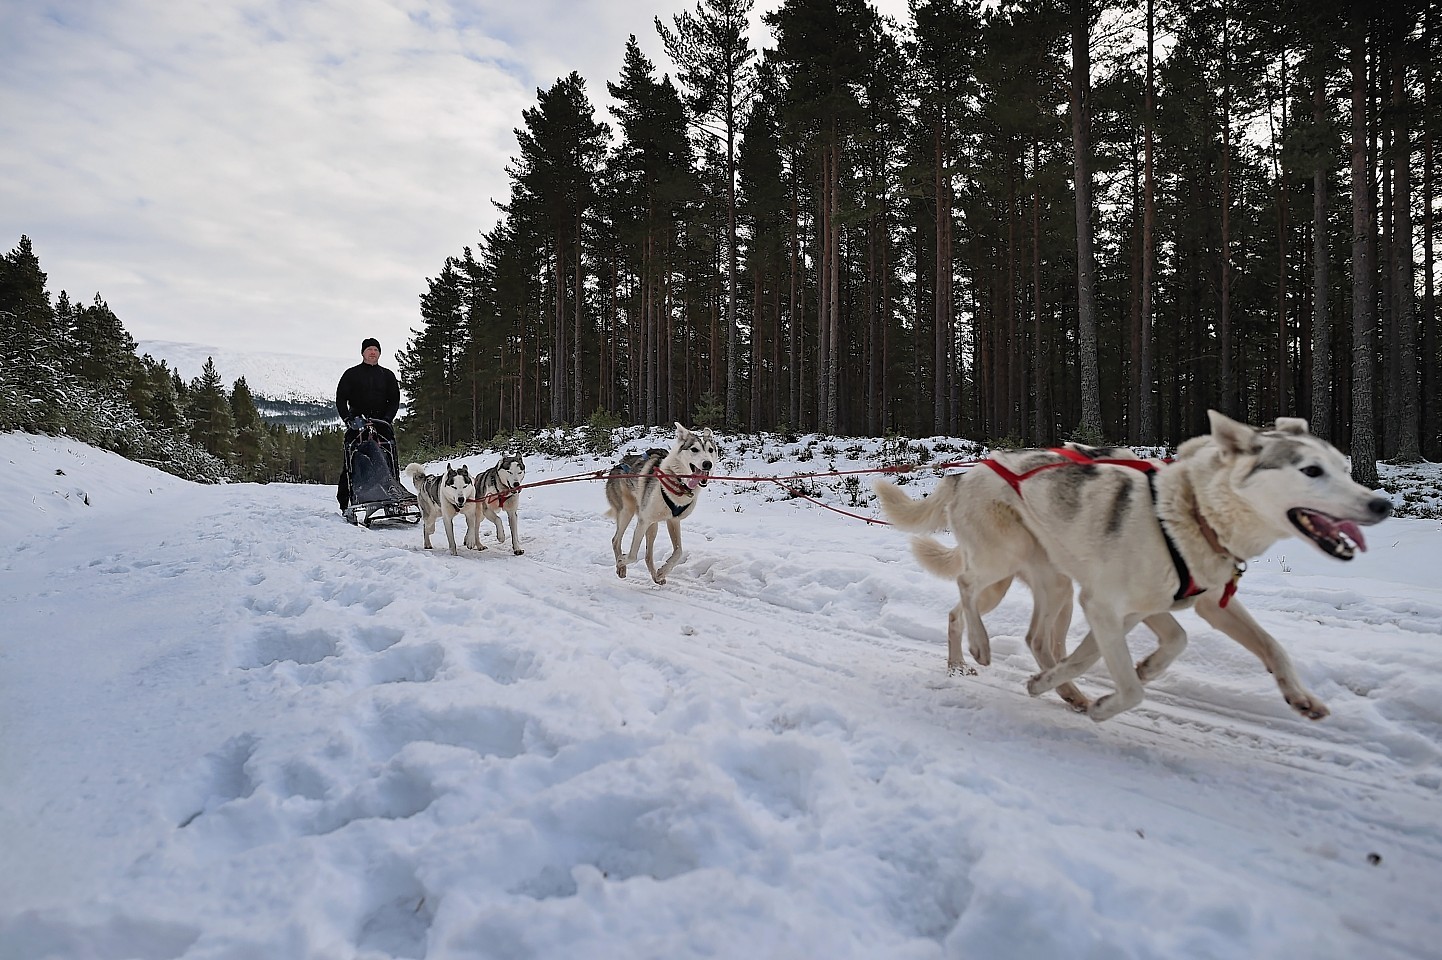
[241,625,339,669]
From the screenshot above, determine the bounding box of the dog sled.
[342,417,419,526]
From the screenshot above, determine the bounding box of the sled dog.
[605,423,718,584]
[888,412,1392,723]
[404,462,474,556]
[875,444,1158,710]
[464,455,527,555]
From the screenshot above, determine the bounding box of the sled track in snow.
[508,542,1442,827]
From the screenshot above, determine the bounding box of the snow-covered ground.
[2,429,1440,960]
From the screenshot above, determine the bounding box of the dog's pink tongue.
[684,475,700,490]
[1339,520,1367,552]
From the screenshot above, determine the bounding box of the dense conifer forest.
[398,0,1439,483]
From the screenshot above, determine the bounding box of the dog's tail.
[910,535,966,580]
[873,477,954,532]
[403,462,427,484]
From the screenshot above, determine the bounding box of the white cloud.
[0,0,909,363]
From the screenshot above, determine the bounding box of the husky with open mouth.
[1017,411,1391,721]
[604,423,718,585]
[464,455,527,555]
[879,413,1392,723]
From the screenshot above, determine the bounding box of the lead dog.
[605,423,717,584]
[464,455,526,555]
[404,462,474,556]
[891,412,1391,722]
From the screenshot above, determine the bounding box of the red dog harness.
[980,448,1237,607]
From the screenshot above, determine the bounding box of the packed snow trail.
[2,433,1440,960]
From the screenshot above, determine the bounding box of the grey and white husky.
[463,455,526,555]
[605,423,718,584]
[878,412,1392,723]
[404,462,474,556]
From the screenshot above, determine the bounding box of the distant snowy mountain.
[136,340,342,403]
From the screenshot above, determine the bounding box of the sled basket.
[343,422,420,527]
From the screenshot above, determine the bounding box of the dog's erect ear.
[1273,417,1309,436]
[674,421,687,439]
[1207,409,1261,460]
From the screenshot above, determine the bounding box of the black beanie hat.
[361,337,381,354]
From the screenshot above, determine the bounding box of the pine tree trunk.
[553,236,566,425]
[1005,167,1017,438]
[1350,20,1379,486]
[790,178,800,431]
[1071,0,1102,440]
[1140,0,1156,442]
[774,261,784,429]
[726,97,740,427]
[1220,2,1235,418]
[1425,8,1439,461]
[751,260,762,432]
[934,120,950,435]
[573,209,584,424]
[827,139,841,435]
[1033,139,1047,444]
[665,231,677,421]
[1129,145,1141,444]
[866,200,877,436]
[1276,46,1290,417]
[817,147,830,431]
[1390,36,1422,461]
[1311,62,1333,442]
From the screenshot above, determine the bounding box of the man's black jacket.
[335,362,401,423]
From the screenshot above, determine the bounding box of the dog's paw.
[1058,686,1092,712]
[1135,655,1166,683]
[1025,672,1051,696]
[652,574,667,585]
[947,660,976,677]
[615,563,627,579]
[1087,690,1141,722]
[1286,692,1330,720]
[967,644,991,668]
[513,548,524,555]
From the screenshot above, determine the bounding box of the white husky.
[464,455,526,555]
[404,462,474,556]
[605,423,718,584]
[880,412,1392,722]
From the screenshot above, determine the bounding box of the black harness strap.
[1146,472,1205,603]
[660,487,692,518]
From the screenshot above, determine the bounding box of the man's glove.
[349,416,366,431]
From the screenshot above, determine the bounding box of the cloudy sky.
[1,0,909,364]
